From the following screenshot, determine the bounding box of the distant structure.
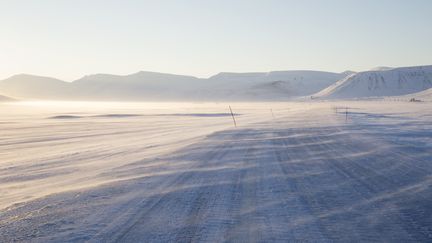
[409,98,422,102]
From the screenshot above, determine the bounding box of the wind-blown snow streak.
[0,101,431,242]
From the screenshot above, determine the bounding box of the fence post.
[345,107,348,122]
[229,105,237,127]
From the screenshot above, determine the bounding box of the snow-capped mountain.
[208,70,344,90]
[198,70,347,100]
[0,74,71,99]
[314,65,432,99]
[0,70,347,101]
[70,71,205,100]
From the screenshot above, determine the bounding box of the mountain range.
[1,65,432,101]
[0,70,348,101]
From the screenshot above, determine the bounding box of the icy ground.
[1,101,432,242]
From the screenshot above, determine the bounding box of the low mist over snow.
[0,94,14,101]
[2,101,432,241]
[314,65,432,99]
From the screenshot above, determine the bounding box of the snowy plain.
[1,100,432,242]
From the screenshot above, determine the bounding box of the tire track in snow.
[103,130,245,242]
[274,120,432,242]
[2,107,432,242]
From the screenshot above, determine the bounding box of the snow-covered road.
[1,101,432,242]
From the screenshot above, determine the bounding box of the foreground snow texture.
[1,101,432,242]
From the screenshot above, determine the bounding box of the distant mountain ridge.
[313,65,432,99]
[2,66,431,101]
[200,70,347,100]
[0,74,70,99]
[0,70,348,101]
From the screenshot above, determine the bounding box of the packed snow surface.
[1,100,432,242]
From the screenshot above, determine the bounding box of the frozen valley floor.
[1,101,432,242]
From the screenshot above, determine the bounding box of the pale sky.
[1,0,432,81]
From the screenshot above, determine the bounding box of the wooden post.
[271,109,275,118]
[345,107,348,122]
[229,105,237,127]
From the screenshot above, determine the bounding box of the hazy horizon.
[1,0,432,81]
